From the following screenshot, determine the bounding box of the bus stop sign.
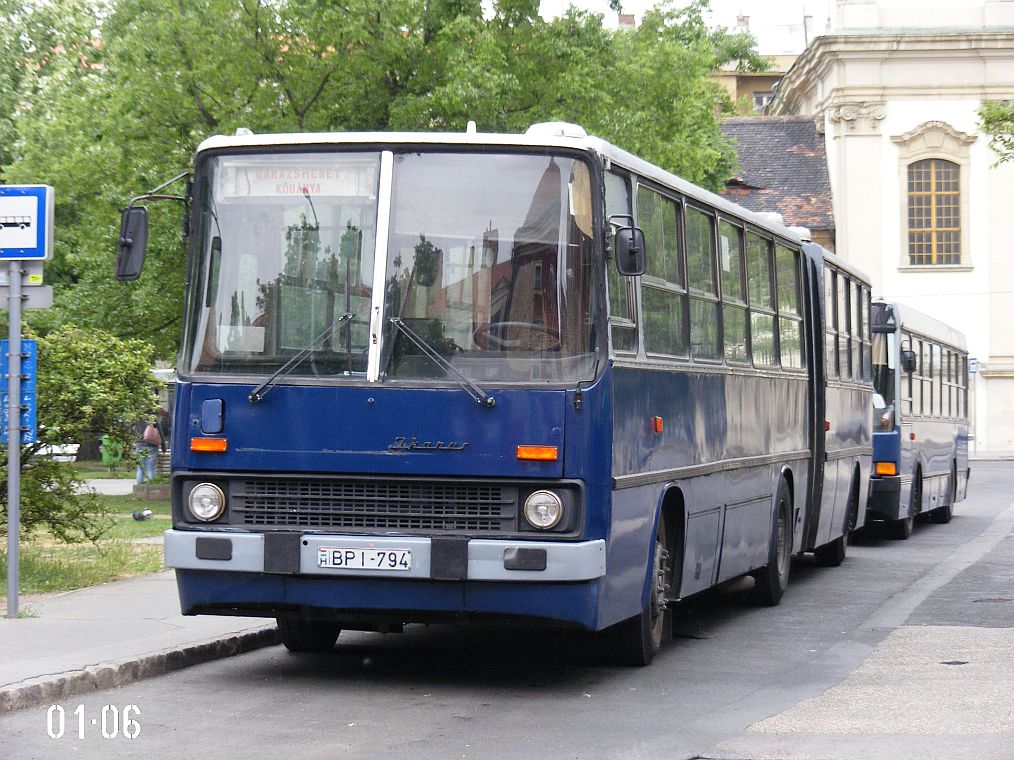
[0,185,54,261]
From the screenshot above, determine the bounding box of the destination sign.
[217,160,377,199]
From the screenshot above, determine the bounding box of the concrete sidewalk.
[0,571,279,714]
[1,476,277,713]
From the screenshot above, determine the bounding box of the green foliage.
[0,326,158,540]
[0,456,107,542]
[0,0,764,361]
[36,326,160,447]
[980,100,1014,164]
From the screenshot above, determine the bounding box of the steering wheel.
[473,321,561,351]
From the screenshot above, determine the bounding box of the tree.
[1,0,764,361]
[980,100,1014,163]
[0,326,160,540]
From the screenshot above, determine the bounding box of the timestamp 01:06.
[46,704,141,740]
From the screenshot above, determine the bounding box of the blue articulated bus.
[115,123,872,665]
[869,300,969,539]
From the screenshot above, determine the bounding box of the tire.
[276,618,341,653]
[607,515,671,667]
[930,463,957,524]
[814,472,858,568]
[751,479,792,605]
[888,473,920,540]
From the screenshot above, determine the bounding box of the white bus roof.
[195,123,809,247]
[874,299,967,351]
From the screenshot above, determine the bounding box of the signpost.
[1,185,53,618]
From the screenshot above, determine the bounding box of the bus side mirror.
[115,206,149,281]
[614,226,646,277]
[900,349,917,373]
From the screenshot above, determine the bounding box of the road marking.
[858,499,1014,632]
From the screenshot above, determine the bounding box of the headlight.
[188,483,226,522]
[523,490,564,530]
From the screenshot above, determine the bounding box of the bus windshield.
[187,152,381,377]
[872,331,896,406]
[186,151,599,385]
[382,152,598,384]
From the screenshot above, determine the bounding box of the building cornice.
[774,30,1014,114]
[980,361,1014,379]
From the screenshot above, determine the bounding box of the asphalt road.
[4,462,1013,760]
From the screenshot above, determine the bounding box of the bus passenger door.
[800,246,826,551]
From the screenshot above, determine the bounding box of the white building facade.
[774,0,1014,451]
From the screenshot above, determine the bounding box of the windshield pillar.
[367,151,395,382]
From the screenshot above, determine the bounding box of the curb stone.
[0,626,280,715]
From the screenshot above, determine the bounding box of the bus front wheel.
[929,463,957,524]
[276,618,341,653]
[606,515,671,666]
[889,473,920,540]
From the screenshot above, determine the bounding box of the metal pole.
[6,260,21,618]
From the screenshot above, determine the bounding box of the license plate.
[317,547,412,571]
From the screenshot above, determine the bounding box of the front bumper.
[164,529,606,582]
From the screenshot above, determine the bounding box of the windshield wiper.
[386,317,495,409]
[248,312,354,404]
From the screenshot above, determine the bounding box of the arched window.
[907,158,960,265]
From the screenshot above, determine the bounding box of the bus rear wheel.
[276,618,342,653]
[607,516,671,666]
[751,479,792,605]
[930,463,957,524]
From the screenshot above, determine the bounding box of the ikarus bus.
[115,122,873,665]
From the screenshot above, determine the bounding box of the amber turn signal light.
[875,462,897,476]
[516,445,558,461]
[651,416,664,434]
[191,437,228,453]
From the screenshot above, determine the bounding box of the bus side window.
[945,350,953,417]
[851,281,862,380]
[686,206,720,360]
[606,172,637,354]
[824,269,837,377]
[719,220,748,364]
[862,286,872,381]
[838,274,851,379]
[933,344,943,418]
[916,342,924,417]
[638,184,686,357]
[902,332,913,415]
[747,231,777,367]
[943,350,950,418]
[775,243,803,369]
[963,355,969,417]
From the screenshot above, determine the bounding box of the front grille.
[230,478,517,532]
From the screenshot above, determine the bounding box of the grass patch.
[76,469,136,480]
[93,493,172,518]
[0,493,170,598]
[91,493,171,540]
[0,542,164,596]
[73,459,136,480]
[101,513,171,541]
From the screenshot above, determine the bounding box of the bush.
[0,326,159,541]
